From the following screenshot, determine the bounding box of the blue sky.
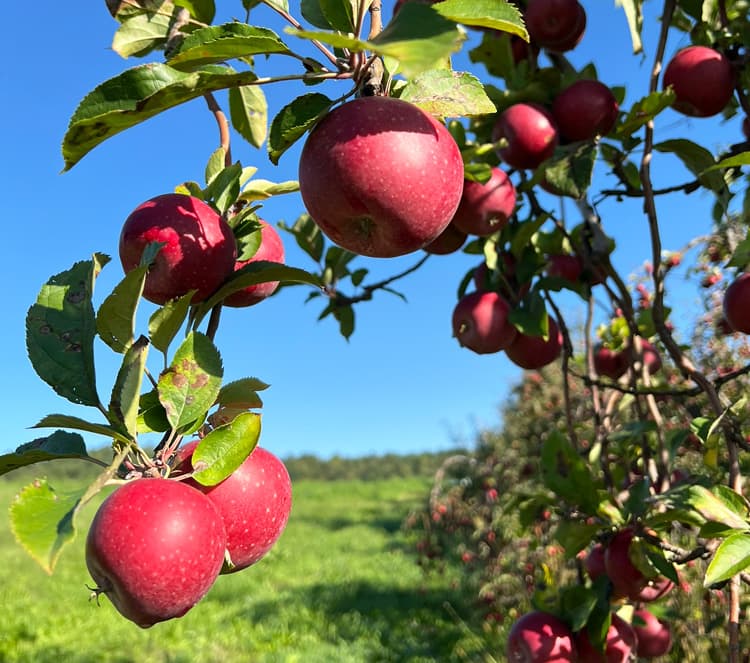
[0,2,742,461]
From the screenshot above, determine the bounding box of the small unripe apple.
[119,193,237,305]
[451,167,517,237]
[723,273,750,333]
[423,222,467,255]
[552,80,619,141]
[575,614,637,663]
[506,610,576,662]
[224,220,285,307]
[526,0,586,52]
[298,96,464,257]
[663,46,734,117]
[505,317,562,370]
[85,478,226,628]
[452,291,517,354]
[632,609,673,658]
[493,103,559,170]
[593,345,627,380]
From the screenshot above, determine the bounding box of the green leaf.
[554,520,600,557]
[334,305,355,340]
[300,0,332,29]
[167,23,290,70]
[278,214,325,262]
[204,161,242,214]
[9,479,86,574]
[705,532,750,586]
[615,0,644,54]
[174,0,215,23]
[0,431,92,477]
[615,89,675,138]
[32,414,132,445]
[239,178,299,201]
[659,484,750,531]
[434,0,527,39]
[508,291,549,338]
[541,431,601,514]
[217,377,270,409]
[136,390,171,434]
[26,256,108,407]
[158,331,223,430]
[543,142,597,199]
[148,291,194,354]
[63,63,260,171]
[192,412,261,486]
[108,336,149,439]
[559,585,598,633]
[654,139,725,193]
[230,85,268,148]
[267,92,333,164]
[96,266,147,353]
[702,151,750,173]
[112,11,172,58]
[205,147,227,185]
[318,0,357,33]
[728,235,750,268]
[398,70,496,118]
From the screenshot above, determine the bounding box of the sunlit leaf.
[192,412,261,485]
[0,431,92,477]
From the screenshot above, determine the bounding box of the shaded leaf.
[148,291,195,353]
[0,431,91,478]
[173,0,215,23]
[96,266,147,353]
[615,89,675,138]
[543,142,597,199]
[267,92,333,164]
[278,214,325,263]
[108,336,149,438]
[32,414,132,445]
[654,139,725,193]
[541,430,601,514]
[702,150,750,173]
[192,412,261,486]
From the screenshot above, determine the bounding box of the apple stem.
[203,93,232,168]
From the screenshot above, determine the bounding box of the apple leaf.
[32,414,132,445]
[137,390,171,433]
[300,0,332,29]
[553,520,601,558]
[112,7,174,58]
[278,215,325,263]
[204,161,243,214]
[0,431,92,477]
[63,63,260,171]
[108,336,150,439]
[705,532,750,587]
[26,256,108,408]
[654,139,726,193]
[267,92,333,164]
[239,178,300,202]
[96,266,147,354]
[9,479,86,574]
[433,0,527,39]
[543,142,597,199]
[704,151,750,173]
[615,89,675,138]
[658,484,750,531]
[541,430,601,514]
[166,23,291,71]
[398,70,496,118]
[217,377,270,409]
[192,412,261,486]
[230,85,268,148]
[317,0,357,33]
[559,585,598,633]
[508,290,549,338]
[173,0,215,23]
[148,291,195,354]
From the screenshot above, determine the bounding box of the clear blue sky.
[0,2,741,461]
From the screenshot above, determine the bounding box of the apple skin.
[452,291,517,354]
[298,96,463,258]
[85,478,227,628]
[506,610,577,662]
[224,220,285,307]
[585,542,607,581]
[575,614,637,663]
[640,339,662,375]
[604,528,651,600]
[723,272,750,333]
[451,167,517,237]
[526,0,586,52]
[593,345,628,380]
[423,222,467,255]
[632,609,672,658]
[119,193,237,305]
[662,46,734,117]
[493,103,559,170]
[174,442,292,574]
[552,80,619,142]
[505,317,562,370]
[547,254,583,283]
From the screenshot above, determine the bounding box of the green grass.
[0,472,492,663]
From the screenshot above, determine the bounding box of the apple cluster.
[86,445,292,628]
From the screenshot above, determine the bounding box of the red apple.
[452,291,517,354]
[663,46,734,117]
[547,254,583,283]
[174,442,292,573]
[552,80,619,142]
[575,614,637,663]
[632,609,672,658]
[526,0,586,52]
[119,193,237,305]
[506,610,577,662]
[298,96,463,257]
[585,542,607,581]
[634,575,674,603]
[505,317,562,369]
[451,167,517,237]
[723,272,750,333]
[224,220,285,307]
[85,478,226,628]
[423,222,467,255]
[604,528,649,600]
[640,339,662,375]
[593,345,627,380]
[494,103,559,170]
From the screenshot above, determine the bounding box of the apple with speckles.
[452,290,517,354]
[493,103,559,170]
[451,167,517,237]
[663,45,734,117]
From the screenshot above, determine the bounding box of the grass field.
[0,469,494,663]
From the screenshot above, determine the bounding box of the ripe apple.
[574,614,637,663]
[174,442,292,573]
[452,291,517,354]
[298,96,464,258]
[552,80,619,142]
[632,609,673,658]
[505,317,562,369]
[604,528,652,600]
[451,167,517,237]
[119,193,237,305]
[224,220,285,307]
[662,46,734,117]
[634,575,674,603]
[593,345,627,380]
[506,610,576,662]
[423,222,467,255]
[723,272,750,333]
[526,0,586,52]
[640,339,662,375]
[493,103,559,170]
[85,478,226,628]
[546,254,583,283]
[585,542,607,581]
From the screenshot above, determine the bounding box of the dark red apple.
[494,103,559,170]
[119,193,237,305]
[526,0,586,52]
[723,272,750,333]
[593,345,627,380]
[423,222,467,255]
[451,167,517,236]
[506,610,576,662]
[505,317,562,369]
[85,478,226,628]
[632,609,672,658]
[604,528,649,600]
[585,542,607,581]
[634,575,674,603]
[224,220,285,307]
[298,96,463,257]
[547,254,583,283]
[174,442,292,573]
[663,45,734,117]
[452,291,517,354]
[575,614,637,663]
[552,80,619,141]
